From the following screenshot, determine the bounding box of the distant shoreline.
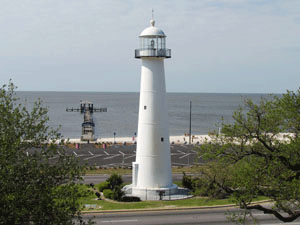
[61,133,293,145]
[64,134,211,145]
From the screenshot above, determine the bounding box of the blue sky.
[0,0,299,93]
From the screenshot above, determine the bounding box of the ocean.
[15,92,273,139]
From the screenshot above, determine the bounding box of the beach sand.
[65,132,294,145]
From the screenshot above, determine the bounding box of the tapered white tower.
[127,19,177,200]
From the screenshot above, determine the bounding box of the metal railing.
[122,187,192,201]
[135,48,171,58]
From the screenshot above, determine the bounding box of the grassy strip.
[85,166,201,175]
[79,184,268,212]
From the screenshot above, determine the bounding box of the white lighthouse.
[127,19,177,200]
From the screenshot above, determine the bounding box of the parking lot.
[48,143,203,168]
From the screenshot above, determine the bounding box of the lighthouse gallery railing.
[135,49,171,58]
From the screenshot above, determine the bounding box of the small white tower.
[128,19,177,200]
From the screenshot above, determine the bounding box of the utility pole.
[189,101,192,144]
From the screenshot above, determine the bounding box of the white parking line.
[73,151,77,156]
[124,155,136,159]
[177,150,185,154]
[179,153,191,159]
[84,155,103,160]
[104,151,109,155]
[171,153,181,156]
[88,151,94,156]
[119,151,125,156]
[103,155,120,160]
[198,154,207,158]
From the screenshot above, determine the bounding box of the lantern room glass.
[140,37,166,50]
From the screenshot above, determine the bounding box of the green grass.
[78,183,247,212]
[85,166,202,175]
[81,192,236,211]
[79,180,270,212]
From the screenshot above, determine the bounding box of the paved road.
[82,174,184,184]
[82,208,299,225]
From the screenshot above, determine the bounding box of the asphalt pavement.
[82,207,294,225]
[47,143,204,168]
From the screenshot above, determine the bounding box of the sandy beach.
[67,134,212,145]
[65,132,294,145]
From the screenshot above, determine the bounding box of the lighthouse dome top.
[139,20,166,37]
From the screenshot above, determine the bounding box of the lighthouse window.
[144,105,147,110]
[161,137,164,142]
[150,40,155,49]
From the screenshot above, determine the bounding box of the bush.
[121,196,141,202]
[103,189,113,199]
[106,173,123,190]
[111,187,124,201]
[101,174,125,201]
[182,172,193,190]
[95,192,101,198]
[98,181,110,192]
[103,188,124,201]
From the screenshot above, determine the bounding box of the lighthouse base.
[123,184,192,201]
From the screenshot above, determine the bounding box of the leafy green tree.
[198,89,300,223]
[102,173,124,201]
[106,173,123,191]
[0,82,93,225]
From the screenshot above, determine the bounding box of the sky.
[0,0,299,93]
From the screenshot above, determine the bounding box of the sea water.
[15,92,273,139]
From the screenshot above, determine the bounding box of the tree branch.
[245,204,300,222]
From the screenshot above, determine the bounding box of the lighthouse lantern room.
[135,20,171,58]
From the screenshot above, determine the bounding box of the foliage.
[121,196,141,202]
[198,88,300,223]
[106,173,123,191]
[225,210,259,225]
[0,82,93,225]
[111,187,125,201]
[182,172,193,190]
[98,181,110,192]
[101,173,125,201]
[103,189,114,199]
[182,169,229,199]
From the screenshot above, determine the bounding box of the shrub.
[102,174,125,201]
[111,187,124,201]
[103,189,113,199]
[95,192,101,198]
[182,172,193,190]
[121,196,141,202]
[106,173,123,190]
[98,181,110,192]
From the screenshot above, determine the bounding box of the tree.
[105,173,124,201]
[0,81,93,224]
[198,88,300,223]
[106,173,123,191]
